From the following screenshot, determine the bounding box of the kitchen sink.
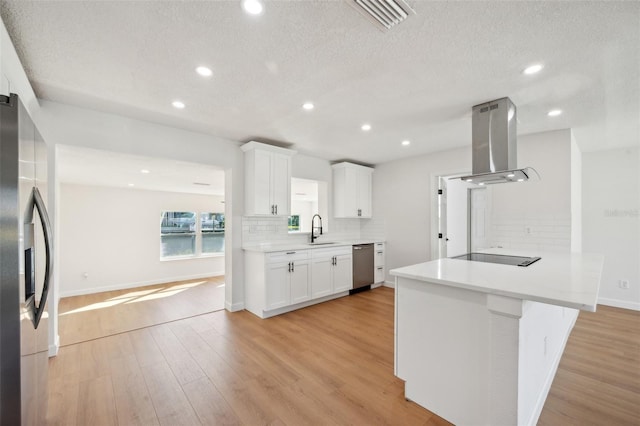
[308,242,337,246]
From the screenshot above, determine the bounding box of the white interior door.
[444,177,475,257]
[470,188,489,251]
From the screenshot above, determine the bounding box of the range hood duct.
[460,97,539,185]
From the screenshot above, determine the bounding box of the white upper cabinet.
[332,162,373,218]
[242,141,296,216]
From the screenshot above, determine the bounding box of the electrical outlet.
[618,279,630,289]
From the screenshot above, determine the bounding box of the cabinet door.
[333,253,353,293]
[290,260,310,304]
[271,152,291,216]
[252,149,274,215]
[356,169,372,218]
[265,262,290,310]
[311,257,333,299]
[334,167,359,218]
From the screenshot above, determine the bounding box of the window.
[160,211,224,259]
[201,212,225,254]
[289,178,329,233]
[288,215,300,231]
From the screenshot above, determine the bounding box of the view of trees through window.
[288,215,300,231]
[161,211,224,258]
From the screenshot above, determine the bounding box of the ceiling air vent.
[350,0,415,31]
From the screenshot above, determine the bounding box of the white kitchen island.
[390,251,603,426]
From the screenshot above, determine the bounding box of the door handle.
[24,187,53,329]
[275,205,278,215]
[288,262,291,272]
[291,261,294,272]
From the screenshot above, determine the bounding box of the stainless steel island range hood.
[460,97,539,185]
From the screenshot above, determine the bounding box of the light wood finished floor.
[538,304,640,425]
[49,287,640,425]
[58,276,225,346]
[48,287,450,425]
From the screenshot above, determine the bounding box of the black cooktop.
[451,253,541,267]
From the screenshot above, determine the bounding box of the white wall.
[368,130,577,284]
[487,130,573,252]
[363,147,470,282]
[583,147,640,310]
[34,100,246,315]
[59,183,225,297]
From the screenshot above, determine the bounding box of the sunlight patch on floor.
[60,299,127,316]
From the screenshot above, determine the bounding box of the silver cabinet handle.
[291,261,294,272]
[354,247,363,250]
[377,267,383,270]
[275,205,278,215]
[288,262,291,272]
[286,251,296,254]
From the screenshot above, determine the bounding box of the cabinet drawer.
[310,245,352,259]
[375,250,385,267]
[375,266,385,283]
[268,250,309,263]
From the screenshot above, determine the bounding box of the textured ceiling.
[1,1,638,166]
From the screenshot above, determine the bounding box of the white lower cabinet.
[245,246,354,318]
[311,247,353,298]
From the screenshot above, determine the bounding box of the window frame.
[160,211,225,260]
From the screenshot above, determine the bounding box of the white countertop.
[243,239,384,253]
[390,249,604,312]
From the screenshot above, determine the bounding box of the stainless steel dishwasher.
[351,243,374,293]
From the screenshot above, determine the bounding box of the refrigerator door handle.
[24,186,53,329]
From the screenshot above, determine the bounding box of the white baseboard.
[225,300,245,312]
[525,310,579,426]
[598,297,640,311]
[382,280,395,289]
[60,271,225,298]
[48,334,60,357]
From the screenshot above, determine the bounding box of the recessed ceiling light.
[242,0,264,15]
[361,123,372,131]
[401,140,411,146]
[507,173,515,178]
[140,169,150,174]
[172,100,185,109]
[302,102,314,111]
[128,183,135,187]
[548,109,563,117]
[517,179,524,182]
[523,63,544,75]
[195,66,212,77]
[479,182,485,186]
[466,179,473,182]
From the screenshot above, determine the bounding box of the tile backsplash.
[488,215,571,253]
[242,216,364,246]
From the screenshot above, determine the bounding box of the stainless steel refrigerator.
[0,93,52,425]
